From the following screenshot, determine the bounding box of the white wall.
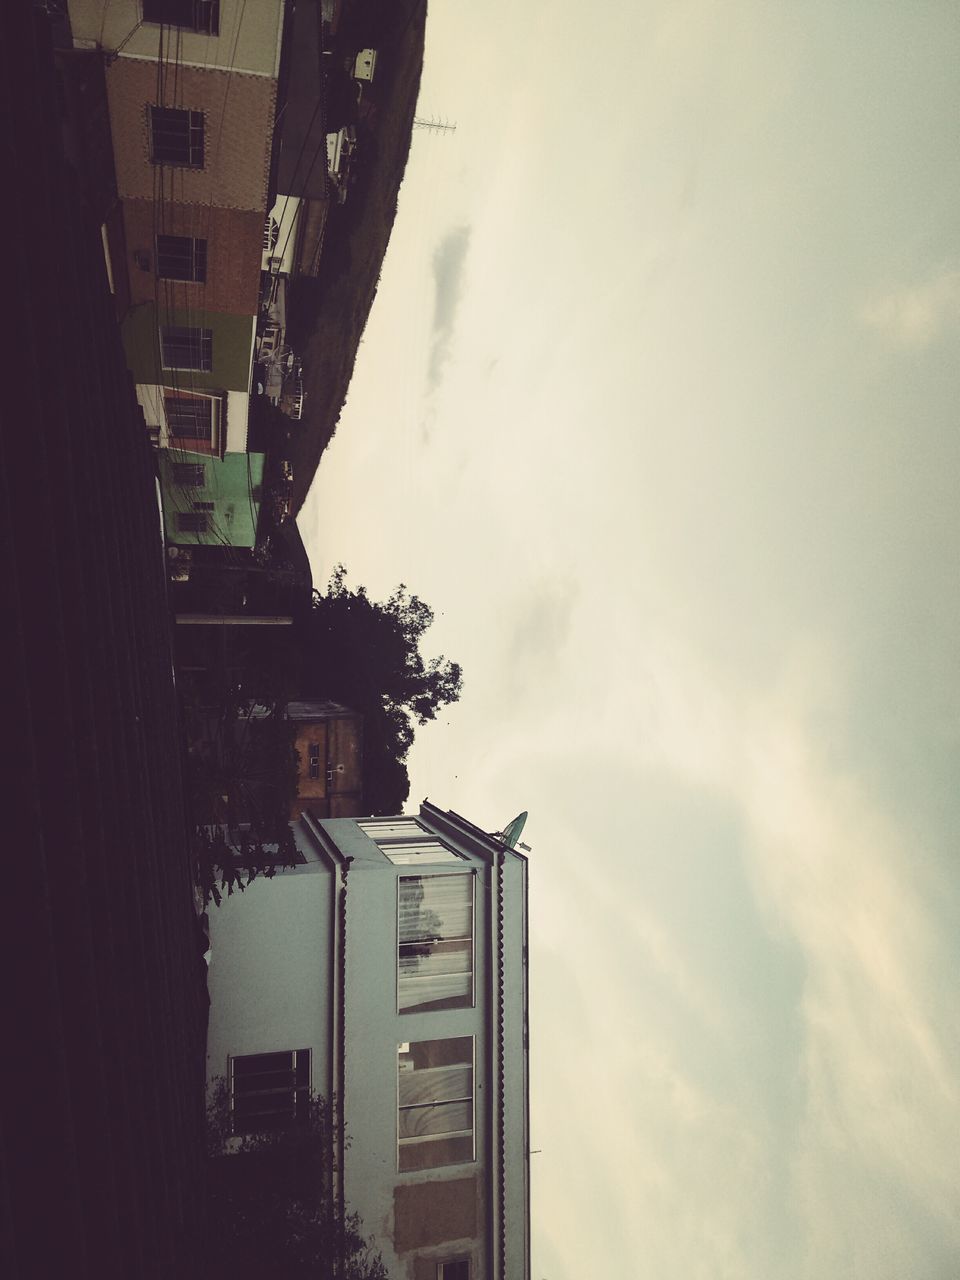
[205,859,336,1106]
[325,817,495,1280]
[67,0,286,78]
[134,385,249,452]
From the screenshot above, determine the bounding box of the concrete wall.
[500,852,530,1280]
[105,57,275,210]
[205,857,336,1113]
[122,303,254,393]
[68,0,286,78]
[122,199,263,315]
[136,385,249,452]
[159,450,264,547]
[322,817,493,1280]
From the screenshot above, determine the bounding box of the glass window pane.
[399,1099,472,1140]
[398,1133,474,1173]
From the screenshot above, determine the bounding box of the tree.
[203,1082,387,1280]
[301,566,463,812]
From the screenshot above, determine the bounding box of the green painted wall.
[159,451,265,548]
[122,303,254,392]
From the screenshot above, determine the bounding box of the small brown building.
[287,700,363,819]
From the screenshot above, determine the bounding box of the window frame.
[160,325,213,372]
[156,233,208,283]
[175,510,208,534]
[142,1,220,37]
[163,390,220,452]
[358,817,427,842]
[380,840,463,867]
[228,1048,311,1136]
[437,1262,471,1280]
[149,106,205,168]
[397,1037,475,1174]
[397,871,475,1015]
[171,461,206,487]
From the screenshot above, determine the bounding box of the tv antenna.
[413,116,457,136]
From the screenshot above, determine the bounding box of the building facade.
[64,0,289,553]
[159,451,264,547]
[285,700,364,819]
[206,802,531,1280]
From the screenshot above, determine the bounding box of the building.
[206,802,531,1280]
[159,451,265,548]
[286,700,363,819]
[63,0,289,548]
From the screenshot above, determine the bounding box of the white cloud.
[860,267,960,346]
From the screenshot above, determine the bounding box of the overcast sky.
[300,3,960,1276]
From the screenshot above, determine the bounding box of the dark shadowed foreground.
[1,5,208,1276]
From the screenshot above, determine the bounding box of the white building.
[206,801,531,1280]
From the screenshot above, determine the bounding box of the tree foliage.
[203,1081,387,1280]
[302,566,463,813]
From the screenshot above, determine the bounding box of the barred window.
[150,107,205,167]
[143,1,220,36]
[175,511,208,534]
[156,234,207,282]
[160,326,212,371]
[164,392,213,440]
[171,462,206,486]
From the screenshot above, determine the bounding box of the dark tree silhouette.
[301,566,463,812]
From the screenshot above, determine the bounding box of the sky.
[299,3,960,1276]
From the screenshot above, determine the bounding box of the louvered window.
[398,1038,474,1172]
[398,874,473,1013]
[230,1050,311,1135]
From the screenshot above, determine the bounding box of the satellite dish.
[498,812,528,849]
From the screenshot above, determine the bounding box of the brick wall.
[123,200,263,316]
[106,58,276,211]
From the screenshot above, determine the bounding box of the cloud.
[860,267,960,346]
[427,225,472,391]
[521,630,960,1280]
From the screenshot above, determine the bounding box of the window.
[176,511,208,534]
[156,234,207,282]
[382,841,462,867]
[193,501,215,511]
[398,874,473,1013]
[164,392,214,441]
[230,1050,310,1135]
[359,818,426,842]
[308,742,321,780]
[398,1038,473,1172]
[438,1263,470,1280]
[160,326,213,371]
[143,1,220,37]
[359,819,462,865]
[171,462,205,486]
[150,106,205,167]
